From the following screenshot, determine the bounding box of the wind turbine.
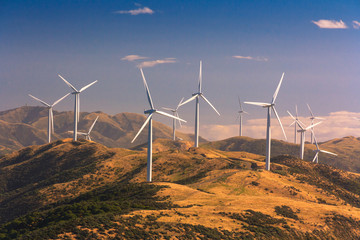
[58,75,98,141]
[236,97,249,136]
[69,116,99,141]
[307,103,324,144]
[28,93,70,143]
[288,111,322,160]
[131,68,186,182]
[312,131,337,163]
[244,73,287,171]
[289,105,303,144]
[179,61,220,147]
[162,97,184,141]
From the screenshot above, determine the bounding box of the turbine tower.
[307,103,324,144]
[312,131,337,163]
[288,111,322,159]
[244,73,287,171]
[58,75,98,141]
[131,68,186,182]
[162,97,184,141]
[236,97,249,136]
[69,116,99,141]
[289,105,303,144]
[179,61,220,147]
[28,93,70,143]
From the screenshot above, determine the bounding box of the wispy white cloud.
[233,56,268,62]
[353,20,360,29]
[312,19,348,29]
[121,55,148,61]
[180,111,360,142]
[137,58,176,68]
[115,7,154,15]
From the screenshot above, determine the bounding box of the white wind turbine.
[312,131,337,163]
[58,75,98,141]
[236,97,249,136]
[289,105,303,144]
[244,73,287,171]
[69,116,99,141]
[288,111,322,160]
[179,61,220,147]
[29,93,70,143]
[162,97,184,141]
[131,68,186,182]
[307,103,324,144]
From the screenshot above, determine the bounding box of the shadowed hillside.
[1,139,360,239]
[0,106,206,155]
[203,136,360,173]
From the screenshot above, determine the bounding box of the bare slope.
[1,139,360,239]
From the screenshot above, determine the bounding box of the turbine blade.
[201,95,220,115]
[244,101,271,107]
[243,111,250,115]
[312,152,319,162]
[77,94,80,122]
[295,105,298,118]
[179,95,197,107]
[58,74,78,92]
[50,108,54,133]
[289,120,296,127]
[312,130,320,150]
[198,60,202,92]
[131,113,153,143]
[272,72,285,104]
[68,131,74,134]
[79,80,98,92]
[176,112,182,127]
[161,107,174,111]
[307,103,315,117]
[272,106,287,140]
[238,96,242,110]
[140,68,154,109]
[176,97,185,110]
[315,117,325,120]
[88,135,92,141]
[28,94,50,107]
[156,110,187,122]
[320,150,337,156]
[52,93,70,106]
[305,121,322,131]
[287,110,304,130]
[77,132,87,135]
[88,116,99,134]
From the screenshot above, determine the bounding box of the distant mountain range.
[1,106,360,174]
[0,106,205,155]
[1,139,360,238]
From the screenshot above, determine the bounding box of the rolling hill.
[1,139,360,239]
[203,136,360,173]
[0,106,205,155]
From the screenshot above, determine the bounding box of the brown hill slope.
[1,139,360,239]
[0,106,205,155]
[203,136,360,173]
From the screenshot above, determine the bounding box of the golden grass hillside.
[203,136,360,173]
[1,139,360,239]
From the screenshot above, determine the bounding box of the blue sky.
[1,0,360,141]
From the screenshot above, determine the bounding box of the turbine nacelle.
[144,109,156,114]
